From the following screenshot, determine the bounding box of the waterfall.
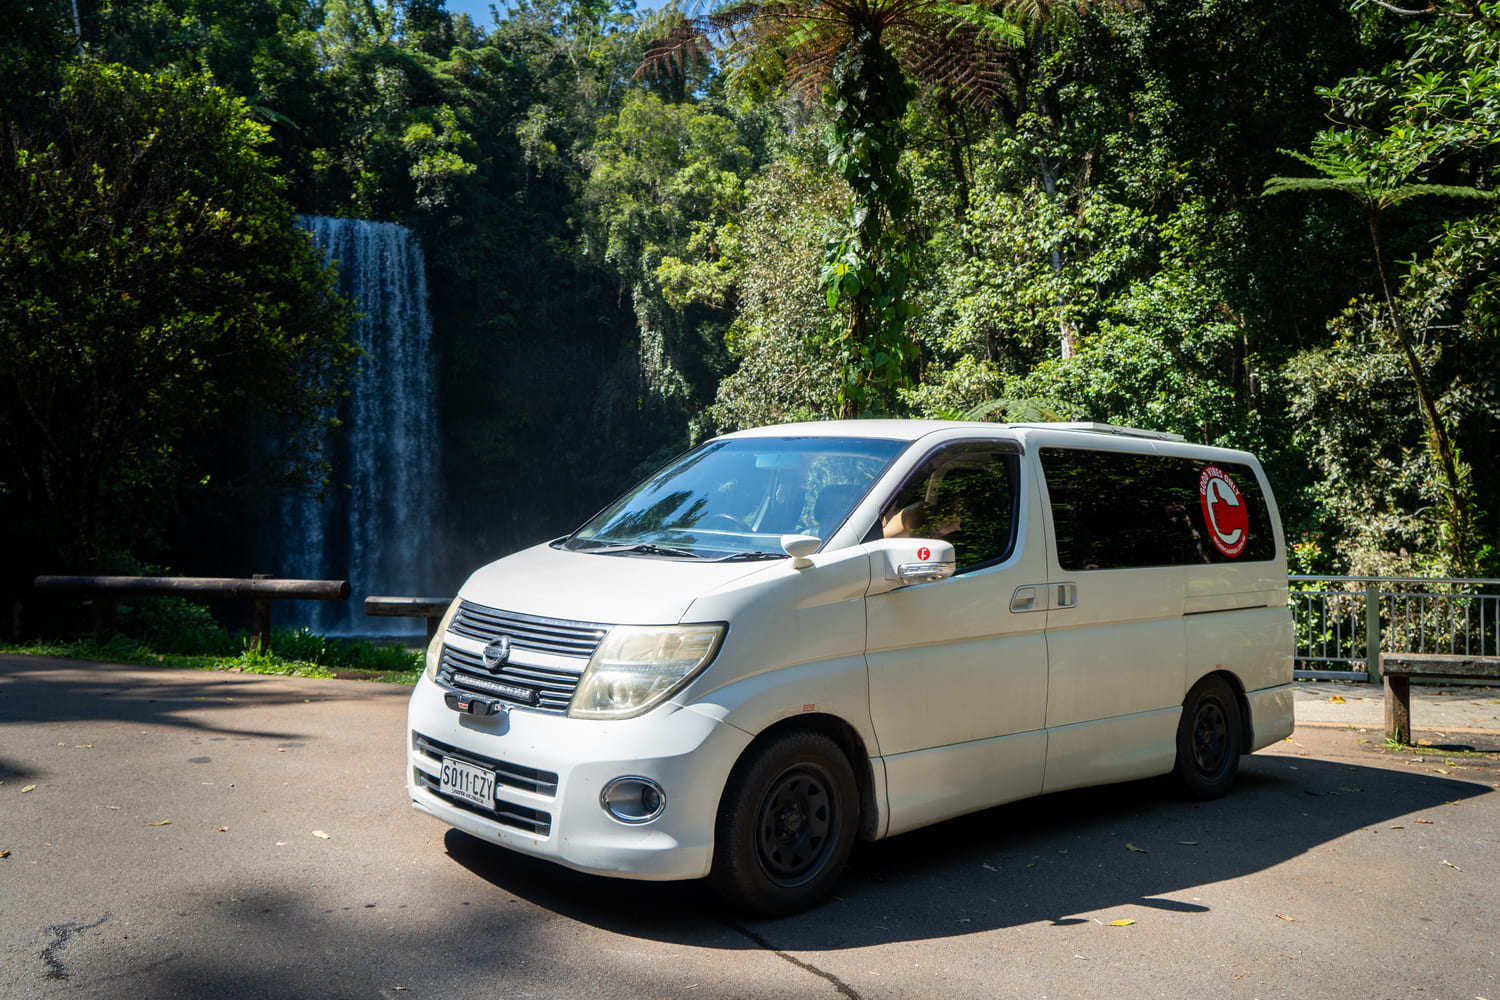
[276,217,443,635]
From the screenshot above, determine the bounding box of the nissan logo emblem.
[482,635,512,668]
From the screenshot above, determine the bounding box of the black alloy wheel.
[1174,675,1243,799]
[711,730,858,916]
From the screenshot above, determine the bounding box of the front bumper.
[406,674,751,880]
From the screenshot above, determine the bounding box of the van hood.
[458,541,780,625]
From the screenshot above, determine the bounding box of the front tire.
[1174,675,1243,799]
[710,730,858,917]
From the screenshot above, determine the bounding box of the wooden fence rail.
[363,597,452,642]
[33,575,350,652]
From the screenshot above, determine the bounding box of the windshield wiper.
[711,551,787,562]
[580,542,704,559]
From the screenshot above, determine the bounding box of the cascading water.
[276,217,443,635]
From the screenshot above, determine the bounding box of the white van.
[407,420,1293,914]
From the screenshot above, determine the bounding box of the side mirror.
[868,538,956,592]
[780,533,822,569]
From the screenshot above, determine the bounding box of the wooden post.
[1384,673,1411,744]
[1364,582,1382,685]
[92,596,117,644]
[250,574,272,654]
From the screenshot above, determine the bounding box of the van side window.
[873,444,1020,571]
[1040,447,1276,569]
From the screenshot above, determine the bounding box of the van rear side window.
[1040,447,1275,570]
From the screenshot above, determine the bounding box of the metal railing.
[1290,576,1500,682]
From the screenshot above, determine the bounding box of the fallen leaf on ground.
[312,830,330,840]
[1126,843,1148,853]
[981,863,998,871]
[216,826,229,833]
[0,849,10,859]
[73,744,93,749]
[147,820,171,826]
[21,785,36,793]
[1328,695,1346,703]
[1178,841,1199,846]
[1276,914,1295,921]
[1443,860,1463,871]
[1106,919,1135,926]
[1415,818,1434,824]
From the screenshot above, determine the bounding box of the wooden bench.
[1381,653,1500,743]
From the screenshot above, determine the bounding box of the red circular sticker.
[917,546,931,561]
[1199,466,1249,558]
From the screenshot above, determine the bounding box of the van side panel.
[679,545,879,750]
[1246,683,1295,752]
[1184,605,1294,698]
[1040,708,1179,794]
[882,730,1047,837]
[1043,577,1186,730]
[1184,603,1295,753]
[1032,436,1291,794]
[866,607,1050,755]
[864,454,1050,756]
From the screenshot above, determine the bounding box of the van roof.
[721,419,1186,444]
[1008,421,1186,442]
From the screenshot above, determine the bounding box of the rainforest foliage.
[2,0,1497,615]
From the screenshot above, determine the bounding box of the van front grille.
[439,602,611,715]
[450,602,609,658]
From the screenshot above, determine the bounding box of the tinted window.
[1040,447,1275,570]
[874,443,1020,570]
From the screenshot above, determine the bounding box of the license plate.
[440,756,494,809]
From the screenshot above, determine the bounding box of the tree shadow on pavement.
[0,654,406,739]
[442,749,1492,949]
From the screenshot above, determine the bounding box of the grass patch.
[4,626,424,684]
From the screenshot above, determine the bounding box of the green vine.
[817,25,919,417]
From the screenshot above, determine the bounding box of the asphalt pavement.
[2,656,1497,1000]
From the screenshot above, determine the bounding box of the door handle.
[1054,583,1078,609]
[1010,585,1044,613]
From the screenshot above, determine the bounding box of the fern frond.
[962,397,1066,423]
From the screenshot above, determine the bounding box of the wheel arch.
[722,713,881,843]
[1194,668,1253,756]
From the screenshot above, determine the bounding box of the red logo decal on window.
[1199,466,1249,558]
[917,546,931,561]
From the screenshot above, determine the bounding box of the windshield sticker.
[1199,466,1249,557]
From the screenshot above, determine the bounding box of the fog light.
[600,776,666,824]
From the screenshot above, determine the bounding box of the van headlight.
[568,624,726,719]
[424,598,463,682]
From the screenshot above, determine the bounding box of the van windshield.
[563,436,909,558]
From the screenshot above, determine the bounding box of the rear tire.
[1173,675,1242,799]
[710,730,857,917]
